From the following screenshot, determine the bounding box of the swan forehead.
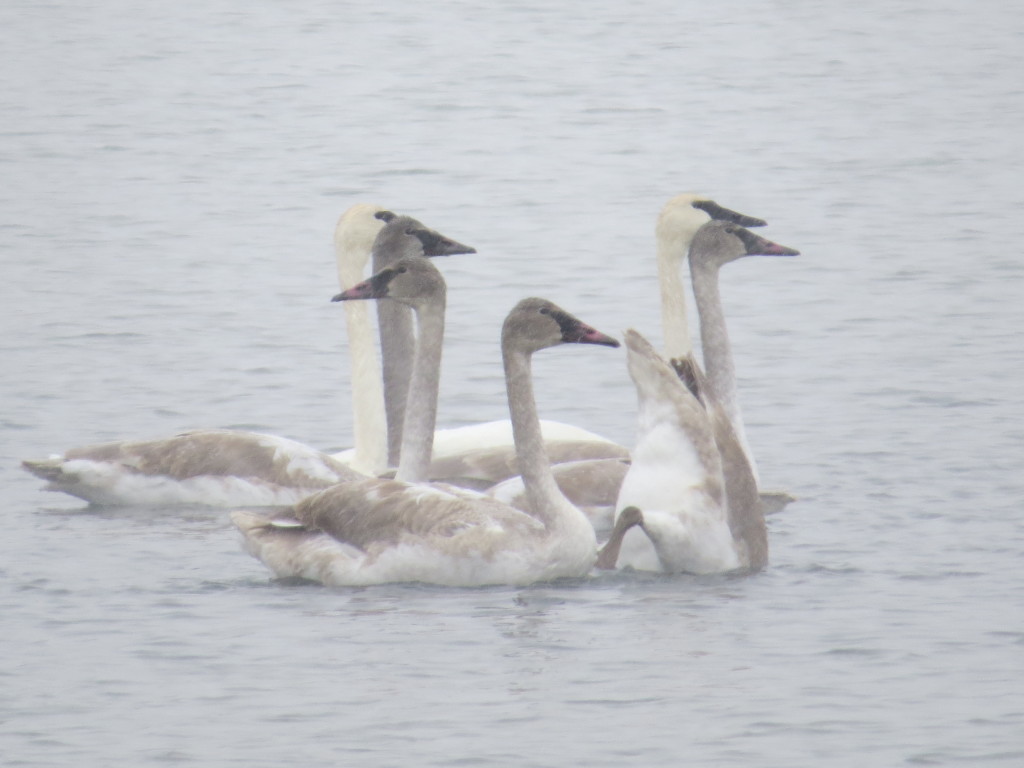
[662,192,708,210]
[657,194,712,245]
[337,203,387,238]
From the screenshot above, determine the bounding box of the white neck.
[393,300,445,484]
[335,229,387,476]
[657,237,692,359]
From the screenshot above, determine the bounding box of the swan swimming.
[232,282,621,587]
[613,223,799,574]
[329,206,619,484]
[20,206,476,507]
[478,193,772,521]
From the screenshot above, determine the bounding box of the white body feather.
[614,331,740,574]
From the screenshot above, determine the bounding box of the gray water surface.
[2,1,1023,765]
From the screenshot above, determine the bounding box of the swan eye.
[539,307,549,315]
[397,267,407,274]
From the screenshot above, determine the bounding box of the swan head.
[372,214,476,267]
[503,298,619,355]
[334,203,388,275]
[332,256,446,308]
[657,193,767,263]
[689,220,799,269]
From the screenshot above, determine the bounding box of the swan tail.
[22,458,66,483]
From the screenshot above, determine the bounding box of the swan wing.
[23,429,362,506]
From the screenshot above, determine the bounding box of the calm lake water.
[2,1,1023,765]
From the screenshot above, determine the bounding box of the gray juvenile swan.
[688,219,799,488]
[362,214,624,489]
[478,194,768,523]
[21,429,364,507]
[231,288,621,587]
[369,212,476,468]
[613,224,798,574]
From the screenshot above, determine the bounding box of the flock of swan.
[23,194,799,587]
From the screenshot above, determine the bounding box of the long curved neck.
[502,347,574,531]
[657,233,693,359]
[690,261,733,410]
[394,299,445,484]
[374,249,416,468]
[690,259,760,484]
[336,241,387,476]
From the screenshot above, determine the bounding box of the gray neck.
[377,302,414,467]
[690,258,759,484]
[690,262,738,425]
[394,300,445,484]
[374,247,416,468]
[502,347,569,530]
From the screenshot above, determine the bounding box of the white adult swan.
[656,193,766,360]
[19,204,391,507]
[612,224,798,574]
[478,194,767,518]
[231,290,621,587]
[331,202,388,476]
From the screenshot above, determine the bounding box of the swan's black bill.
[332,266,400,301]
[409,227,476,257]
[562,321,620,348]
[734,227,799,257]
[693,199,767,228]
[542,305,620,347]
